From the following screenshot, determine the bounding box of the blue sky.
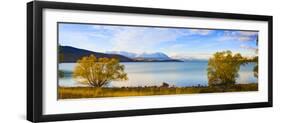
[59,23,258,60]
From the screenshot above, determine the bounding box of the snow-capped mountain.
[106,51,171,60]
[106,51,137,58]
[171,55,208,61]
[136,52,170,60]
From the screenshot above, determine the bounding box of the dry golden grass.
[58,83,258,99]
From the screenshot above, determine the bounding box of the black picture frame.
[27,1,273,122]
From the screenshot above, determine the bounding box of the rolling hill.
[59,46,134,62]
[59,46,182,63]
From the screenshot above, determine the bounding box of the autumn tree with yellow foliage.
[207,51,247,87]
[73,54,128,87]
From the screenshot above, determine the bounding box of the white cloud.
[62,24,217,54]
[109,27,186,53]
[88,33,107,38]
[169,44,186,49]
[221,31,258,42]
[238,31,258,36]
[240,44,258,53]
[98,27,215,53]
[59,28,110,52]
[188,29,213,36]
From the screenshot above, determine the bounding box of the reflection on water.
[58,61,257,87]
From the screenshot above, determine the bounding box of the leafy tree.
[252,56,258,78]
[161,82,169,88]
[207,51,246,87]
[59,71,64,78]
[73,54,128,87]
[253,36,258,78]
[59,53,64,63]
[58,45,64,62]
[253,65,258,78]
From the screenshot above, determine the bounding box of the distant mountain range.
[168,55,208,62]
[106,51,171,60]
[106,51,137,59]
[170,56,209,62]
[59,46,182,63]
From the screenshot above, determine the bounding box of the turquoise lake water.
[59,61,257,87]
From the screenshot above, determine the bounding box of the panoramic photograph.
[58,23,259,99]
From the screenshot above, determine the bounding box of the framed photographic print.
[27,1,273,122]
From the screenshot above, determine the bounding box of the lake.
[59,61,257,87]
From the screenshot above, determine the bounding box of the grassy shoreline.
[58,83,258,99]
